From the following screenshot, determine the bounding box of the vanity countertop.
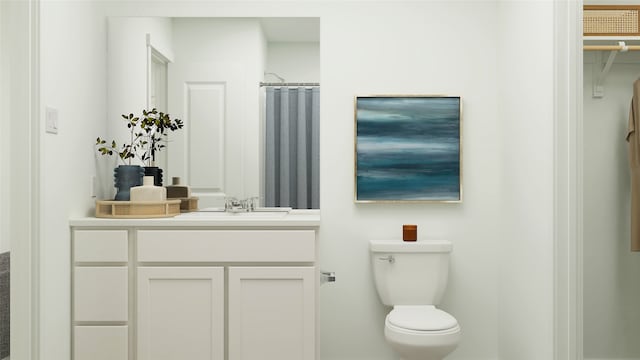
[70,209,320,228]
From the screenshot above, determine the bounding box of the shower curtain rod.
[260,82,320,87]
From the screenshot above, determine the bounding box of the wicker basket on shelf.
[584,5,640,36]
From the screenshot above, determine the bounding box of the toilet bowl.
[370,240,460,360]
[384,305,460,360]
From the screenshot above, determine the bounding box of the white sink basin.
[179,207,291,218]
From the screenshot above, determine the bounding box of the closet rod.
[584,44,640,51]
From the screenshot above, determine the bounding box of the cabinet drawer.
[137,230,315,263]
[74,326,128,360]
[74,230,128,263]
[74,267,128,322]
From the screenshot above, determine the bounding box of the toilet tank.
[369,240,452,306]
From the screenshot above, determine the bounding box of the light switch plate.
[45,107,58,134]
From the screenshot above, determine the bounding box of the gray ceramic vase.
[114,165,144,201]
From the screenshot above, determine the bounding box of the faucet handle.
[248,196,259,210]
[224,196,239,210]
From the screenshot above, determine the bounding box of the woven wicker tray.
[95,199,181,218]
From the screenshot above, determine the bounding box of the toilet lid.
[387,306,458,331]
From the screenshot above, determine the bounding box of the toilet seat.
[384,316,461,358]
[388,305,458,332]
[383,306,460,355]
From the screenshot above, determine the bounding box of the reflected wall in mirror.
[107,17,320,209]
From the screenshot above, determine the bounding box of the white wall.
[39,1,110,358]
[319,2,500,359]
[266,42,320,83]
[583,53,640,359]
[37,2,560,360]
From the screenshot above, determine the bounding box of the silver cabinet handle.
[379,255,395,264]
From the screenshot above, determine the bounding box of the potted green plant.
[138,108,184,186]
[96,112,146,201]
[96,109,183,200]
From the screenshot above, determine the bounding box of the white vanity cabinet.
[70,215,319,360]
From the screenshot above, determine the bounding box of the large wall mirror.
[107,17,320,209]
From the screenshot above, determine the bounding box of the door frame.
[6,0,41,358]
[553,1,583,359]
[146,34,172,171]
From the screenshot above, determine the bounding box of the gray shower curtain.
[265,86,320,209]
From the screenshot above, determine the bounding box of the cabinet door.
[137,267,224,360]
[228,267,316,360]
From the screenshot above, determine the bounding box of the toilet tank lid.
[369,240,452,253]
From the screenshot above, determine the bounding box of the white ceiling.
[260,18,320,42]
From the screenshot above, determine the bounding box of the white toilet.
[370,240,461,360]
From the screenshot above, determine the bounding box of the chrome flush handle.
[320,271,336,285]
[379,255,395,264]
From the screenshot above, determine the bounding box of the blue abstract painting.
[355,96,461,202]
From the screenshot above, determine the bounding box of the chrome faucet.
[224,197,258,212]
